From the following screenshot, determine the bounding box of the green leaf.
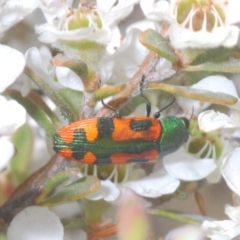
[0,233,7,240]
[24,66,75,123]
[191,46,240,65]
[165,71,212,86]
[10,124,33,179]
[28,91,60,127]
[58,88,83,121]
[39,176,100,207]
[148,209,213,224]
[61,217,86,229]
[184,59,240,73]
[36,169,80,204]
[89,84,126,106]
[148,82,238,106]
[85,199,110,224]
[61,39,106,73]
[6,90,56,136]
[139,29,178,62]
[53,54,88,80]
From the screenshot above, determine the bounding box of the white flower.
[140,0,173,22]
[81,145,216,201]
[166,225,204,240]
[0,45,25,92]
[122,167,180,198]
[0,44,26,172]
[0,95,26,171]
[0,137,15,172]
[0,95,26,135]
[141,0,240,48]
[97,0,140,27]
[202,205,240,240]
[198,110,240,132]
[178,76,239,184]
[36,2,111,44]
[221,147,240,196]
[0,0,38,33]
[86,179,120,201]
[7,206,64,240]
[197,76,240,189]
[179,75,239,114]
[163,148,216,181]
[101,20,156,83]
[23,47,83,96]
[38,0,73,25]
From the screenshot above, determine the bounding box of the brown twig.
[0,154,69,231]
[96,51,160,117]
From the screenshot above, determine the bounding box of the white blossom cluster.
[1,0,240,239]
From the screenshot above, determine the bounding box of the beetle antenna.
[101,100,121,118]
[189,106,194,121]
[154,96,176,119]
[140,75,151,117]
[99,78,121,118]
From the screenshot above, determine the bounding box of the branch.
[0,154,69,231]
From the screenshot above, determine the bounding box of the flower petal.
[166,225,204,240]
[198,110,240,132]
[140,0,172,22]
[163,148,216,181]
[225,205,240,223]
[168,24,231,48]
[0,45,25,92]
[85,180,120,202]
[55,66,83,91]
[122,168,180,198]
[97,0,139,27]
[202,219,240,240]
[222,147,240,196]
[7,206,63,240]
[191,76,238,98]
[0,138,15,172]
[0,96,26,135]
[0,0,37,33]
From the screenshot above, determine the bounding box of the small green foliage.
[53,55,88,80]
[148,209,202,224]
[61,217,87,229]
[24,67,75,123]
[148,82,238,106]
[36,169,80,204]
[10,124,33,183]
[60,39,106,73]
[139,29,178,62]
[6,90,57,136]
[185,59,240,73]
[90,84,126,106]
[0,233,7,240]
[38,176,100,207]
[58,88,83,121]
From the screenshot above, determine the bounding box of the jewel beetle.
[53,76,189,164]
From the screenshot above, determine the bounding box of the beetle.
[53,76,189,164]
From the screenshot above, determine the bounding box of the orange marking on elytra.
[58,118,99,144]
[80,151,97,164]
[110,150,159,164]
[112,116,161,141]
[58,129,74,144]
[84,119,98,142]
[58,148,73,158]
